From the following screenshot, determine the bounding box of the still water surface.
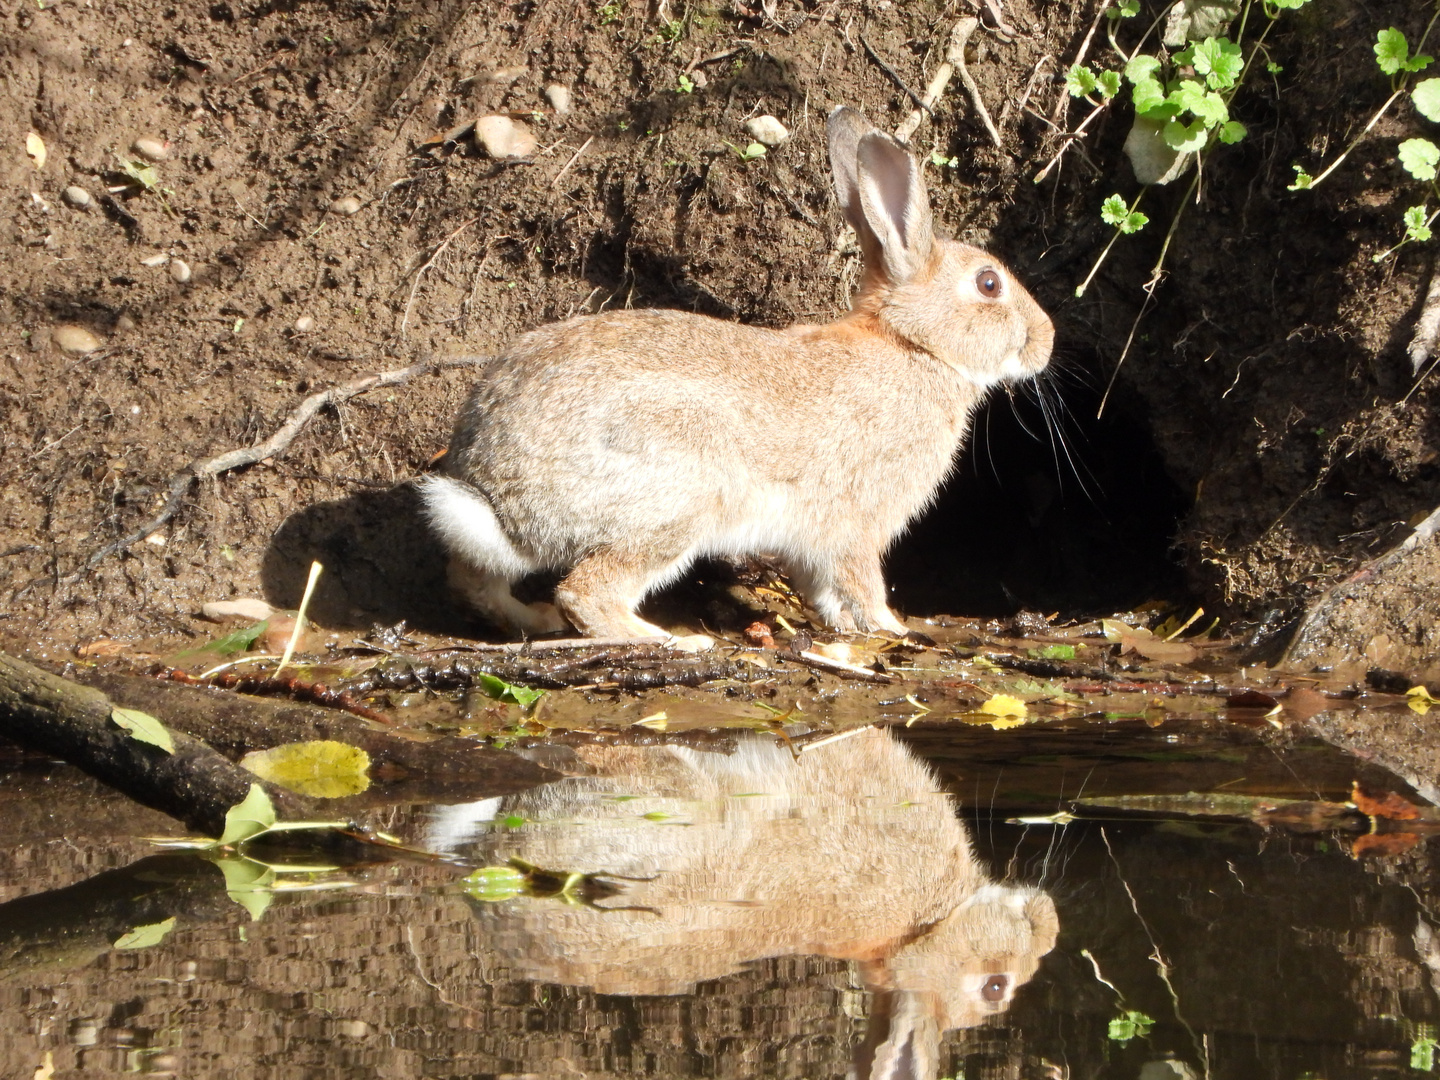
[1,717,1435,1079]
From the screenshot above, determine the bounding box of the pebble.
[745,115,789,147]
[115,313,137,334]
[169,258,192,283]
[53,324,102,355]
[132,137,169,161]
[63,185,92,209]
[545,83,572,115]
[141,252,170,267]
[293,315,316,333]
[331,195,362,215]
[475,115,537,158]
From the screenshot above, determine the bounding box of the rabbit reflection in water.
[421,106,1054,648]
[428,728,1058,1079]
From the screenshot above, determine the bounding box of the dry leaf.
[1101,619,1197,663]
[1351,781,1421,821]
[1352,832,1420,859]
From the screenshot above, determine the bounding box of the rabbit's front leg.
[554,543,713,652]
[789,550,908,637]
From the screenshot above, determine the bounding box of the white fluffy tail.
[417,475,537,579]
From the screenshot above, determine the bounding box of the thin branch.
[401,217,480,336]
[860,33,933,118]
[550,135,594,189]
[75,355,489,577]
[951,17,1004,149]
[894,18,973,143]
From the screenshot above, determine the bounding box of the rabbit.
[424,726,1059,1080]
[420,105,1054,649]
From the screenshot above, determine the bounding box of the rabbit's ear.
[855,132,935,285]
[827,106,880,244]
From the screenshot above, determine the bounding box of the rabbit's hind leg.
[554,544,712,652]
[447,558,569,635]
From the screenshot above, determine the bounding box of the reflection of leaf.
[212,855,276,920]
[462,865,526,902]
[1034,644,1076,660]
[1352,831,1420,859]
[1107,1009,1154,1043]
[113,917,177,950]
[1351,781,1421,821]
[111,706,175,754]
[241,740,371,799]
[979,693,1027,718]
[217,784,277,846]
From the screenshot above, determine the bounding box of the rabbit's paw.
[666,633,715,653]
[520,602,569,635]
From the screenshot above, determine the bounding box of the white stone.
[330,195,362,215]
[53,324,102,354]
[475,115,537,159]
[132,137,169,161]
[63,185,92,209]
[545,83,572,115]
[202,598,276,622]
[169,258,192,283]
[294,315,316,333]
[744,115,789,147]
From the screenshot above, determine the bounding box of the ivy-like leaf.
[1096,70,1122,99]
[1218,120,1248,144]
[111,706,175,754]
[1169,80,1229,126]
[474,672,545,709]
[1400,138,1440,182]
[1131,75,1171,117]
[1125,54,1163,82]
[217,783,278,846]
[1405,206,1433,243]
[1375,28,1431,76]
[1100,194,1130,226]
[1191,37,1244,90]
[1066,63,1098,98]
[1288,165,1315,190]
[1162,116,1210,153]
[1269,0,1310,8]
[1109,0,1140,16]
[1414,78,1440,123]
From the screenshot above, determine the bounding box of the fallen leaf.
[1409,686,1438,715]
[33,1052,54,1080]
[78,638,129,657]
[1352,781,1421,821]
[241,740,371,799]
[1102,619,1197,663]
[979,693,1027,718]
[113,917,178,950]
[217,783,278,846]
[111,706,175,754]
[25,131,46,169]
[461,865,526,902]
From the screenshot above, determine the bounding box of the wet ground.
[6,611,1440,1080]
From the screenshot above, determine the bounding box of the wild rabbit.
[421,106,1054,648]
[426,726,1058,1079]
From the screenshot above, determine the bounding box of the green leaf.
[1096,70,1122,99]
[474,672,545,709]
[1414,78,1440,122]
[676,73,694,93]
[1191,37,1243,90]
[1218,119,1247,144]
[1036,644,1077,660]
[1169,79,1228,126]
[1124,54,1163,82]
[1130,75,1171,117]
[207,620,268,656]
[1162,116,1209,153]
[241,740,372,799]
[1100,194,1130,227]
[1107,1009,1155,1044]
[1400,138,1440,182]
[501,814,526,828]
[1412,1035,1438,1073]
[113,917,177,950]
[1269,0,1309,8]
[461,865,526,902]
[1375,28,1425,76]
[1066,63,1098,97]
[217,783,277,846]
[110,706,175,754]
[1266,60,1283,74]
[1405,205,1434,243]
[1288,164,1314,190]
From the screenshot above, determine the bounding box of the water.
[1,717,1435,1079]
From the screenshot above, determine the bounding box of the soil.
[1,0,1437,668]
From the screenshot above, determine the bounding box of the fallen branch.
[950,17,1004,149]
[895,18,971,144]
[75,354,487,577]
[792,649,895,684]
[860,33,933,119]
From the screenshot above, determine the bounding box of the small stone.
[53,324,102,355]
[487,65,527,87]
[545,83,572,115]
[744,115,789,147]
[141,252,170,267]
[475,115,537,159]
[132,137,169,161]
[691,69,709,89]
[293,315,316,333]
[330,195,362,215]
[115,313,137,334]
[169,258,192,283]
[202,598,275,622]
[63,185,92,209]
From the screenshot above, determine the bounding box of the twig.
[75,355,488,577]
[401,217,479,336]
[550,135,594,189]
[796,724,875,754]
[859,34,933,118]
[1033,96,1109,184]
[794,649,895,684]
[996,53,1052,134]
[894,18,971,144]
[951,17,1004,149]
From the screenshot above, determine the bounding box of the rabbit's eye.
[981,975,1010,1002]
[975,269,1002,299]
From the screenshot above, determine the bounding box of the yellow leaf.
[634,711,668,730]
[241,740,371,799]
[979,693,1028,718]
[1409,686,1436,714]
[26,131,46,170]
